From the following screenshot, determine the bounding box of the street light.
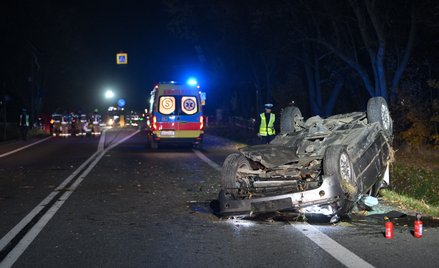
[106,90,114,98]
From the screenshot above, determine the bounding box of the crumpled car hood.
[239,145,299,168]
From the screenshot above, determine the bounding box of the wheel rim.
[381,104,390,130]
[339,153,351,182]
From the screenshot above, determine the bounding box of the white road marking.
[192,149,222,172]
[291,222,375,268]
[0,131,112,252]
[0,137,52,158]
[98,129,107,151]
[0,129,140,268]
[0,150,99,251]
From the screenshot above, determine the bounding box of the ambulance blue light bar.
[187,79,198,85]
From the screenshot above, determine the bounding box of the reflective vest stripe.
[19,115,29,126]
[259,113,275,136]
[52,113,62,123]
[80,114,87,123]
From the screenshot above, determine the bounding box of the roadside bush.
[0,127,21,141]
[0,126,48,142]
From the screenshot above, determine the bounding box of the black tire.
[194,142,203,150]
[323,146,357,201]
[150,140,158,151]
[367,97,392,138]
[280,106,302,133]
[221,153,252,195]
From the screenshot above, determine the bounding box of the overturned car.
[219,97,393,222]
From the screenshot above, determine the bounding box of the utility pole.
[2,94,9,140]
[31,53,34,127]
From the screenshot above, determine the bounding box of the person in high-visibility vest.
[76,109,87,137]
[19,108,30,141]
[61,110,69,138]
[52,107,62,137]
[257,103,276,144]
[91,108,101,136]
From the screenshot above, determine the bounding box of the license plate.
[160,131,174,136]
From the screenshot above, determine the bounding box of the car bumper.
[219,174,346,216]
[150,132,203,143]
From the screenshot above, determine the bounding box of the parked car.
[219,97,393,222]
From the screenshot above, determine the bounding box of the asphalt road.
[1,127,439,268]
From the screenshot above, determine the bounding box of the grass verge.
[379,189,439,218]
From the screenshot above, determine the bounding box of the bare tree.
[292,0,417,102]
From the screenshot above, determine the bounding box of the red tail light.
[199,116,204,130]
[152,116,157,130]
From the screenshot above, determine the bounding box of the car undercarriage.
[219,97,393,221]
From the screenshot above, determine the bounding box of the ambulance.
[147,81,206,150]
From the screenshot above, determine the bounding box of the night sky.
[2,0,438,128]
[1,0,203,117]
[68,0,203,113]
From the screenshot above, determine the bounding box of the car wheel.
[194,142,203,150]
[150,141,158,151]
[280,106,302,133]
[221,153,252,196]
[367,96,392,139]
[323,146,357,201]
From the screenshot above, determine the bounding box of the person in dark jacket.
[19,109,30,141]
